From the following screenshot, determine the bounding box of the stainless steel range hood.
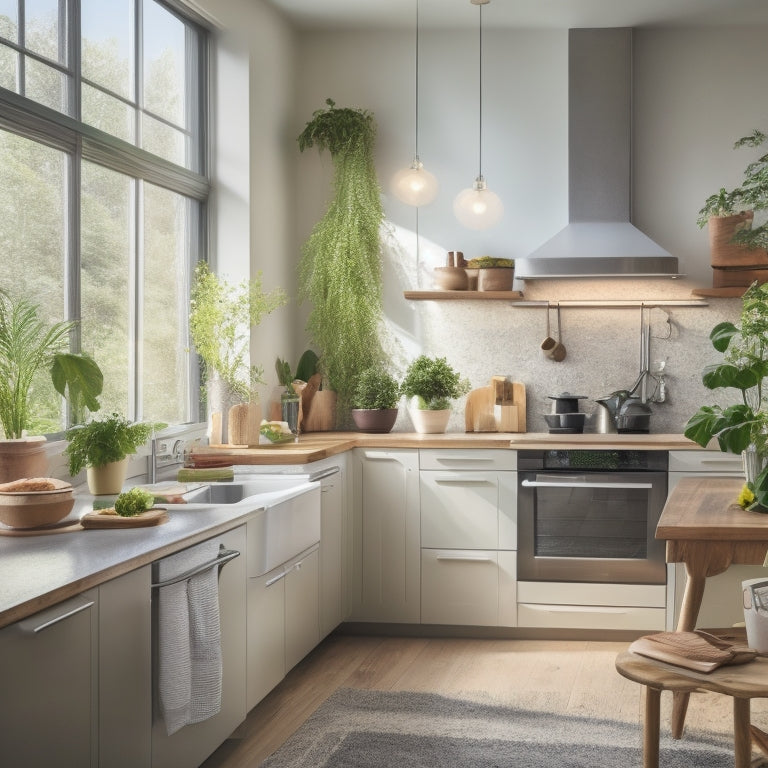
[515,28,681,280]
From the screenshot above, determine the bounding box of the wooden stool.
[616,650,768,768]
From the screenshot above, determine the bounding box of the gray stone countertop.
[0,493,261,630]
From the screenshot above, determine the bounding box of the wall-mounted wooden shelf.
[403,290,524,301]
[691,286,748,298]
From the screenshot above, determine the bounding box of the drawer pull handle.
[20,598,95,633]
[264,570,288,587]
[435,555,494,563]
[434,478,492,486]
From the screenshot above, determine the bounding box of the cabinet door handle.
[264,570,288,587]
[19,596,95,634]
[436,555,494,563]
[434,478,492,486]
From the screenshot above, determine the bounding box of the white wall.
[291,23,768,433]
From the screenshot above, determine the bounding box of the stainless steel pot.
[616,398,652,433]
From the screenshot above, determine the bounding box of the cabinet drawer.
[420,449,516,471]
[421,471,499,548]
[668,450,743,474]
[518,603,666,631]
[421,549,499,626]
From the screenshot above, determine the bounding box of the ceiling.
[264,0,768,30]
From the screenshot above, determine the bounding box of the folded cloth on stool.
[629,630,758,673]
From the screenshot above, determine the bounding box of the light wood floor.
[202,632,768,768]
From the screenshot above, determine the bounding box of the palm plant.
[0,290,103,439]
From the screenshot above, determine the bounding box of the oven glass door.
[518,470,667,584]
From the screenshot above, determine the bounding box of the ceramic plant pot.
[351,408,398,434]
[408,406,451,434]
[87,458,128,496]
[0,436,48,483]
[477,268,514,291]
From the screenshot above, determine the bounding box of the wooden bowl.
[0,478,74,529]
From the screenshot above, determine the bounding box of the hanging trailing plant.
[298,98,386,426]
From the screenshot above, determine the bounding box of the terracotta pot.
[351,408,398,434]
[477,268,514,291]
[0,436,48,483]
[87,458,128,496]
[408,406,451,434]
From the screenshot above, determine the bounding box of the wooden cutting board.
[465,378,526,433]
[81,508,168,529]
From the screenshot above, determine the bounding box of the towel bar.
[151,546,240,589]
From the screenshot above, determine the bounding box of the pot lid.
[548,392,587,400]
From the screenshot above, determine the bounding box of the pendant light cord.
[478,2,483,178]
[414,0,420,158]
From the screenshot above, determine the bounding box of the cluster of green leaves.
[114,487,155,517]
[65,413,164,475]
[298,99,386,425]
[697,129,768,248]
[352,368,401,410]
[400,356,470,411]
[190,262,288,403]
[684,282,768,505]
[275,350,320,389]
[0,290,103,439]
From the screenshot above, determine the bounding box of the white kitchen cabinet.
[247,543,320,710]
[668,450,766,629]
[319,463,345,638]
[0,591,98,767]
[99,566,152,768]
[419,449,517,627]
[349,448,420,623]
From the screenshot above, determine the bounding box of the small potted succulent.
[350,367,401,433]
[65,413,165,495]
[401,355,470,434]
[465,256,515,291]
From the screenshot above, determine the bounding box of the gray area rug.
[259,688,735,767]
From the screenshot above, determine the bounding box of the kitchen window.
[0,0,208,432]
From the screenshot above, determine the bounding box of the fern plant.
[298,99,386,425]
[190,262,287,403]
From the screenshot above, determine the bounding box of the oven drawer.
[518,603,666,631]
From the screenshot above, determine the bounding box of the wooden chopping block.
[465,386,497,432]
[489,376,526,433]
[298,373,322,424]
[228,401,262,446]
[210,411,223,445]
[512,381,526,432]
[303,389,337,432]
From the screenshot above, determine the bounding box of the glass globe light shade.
[392,157,439,207]
[453,176,503,230]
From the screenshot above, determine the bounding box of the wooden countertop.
[189,431,701,465]
[657,475,768,541]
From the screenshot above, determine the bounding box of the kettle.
[594,390,630,434]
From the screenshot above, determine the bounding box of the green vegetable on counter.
[114,487,155,517]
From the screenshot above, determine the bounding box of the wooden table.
[657,475,768,738]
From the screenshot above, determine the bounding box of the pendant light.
[453,0,503,229]
[391,0,438,207]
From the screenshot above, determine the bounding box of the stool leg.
[671,691,690,739]
[733,697,751,768]
[644,687,661,768]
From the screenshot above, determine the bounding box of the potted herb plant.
[65,413,164,495]
[697,130,768,286]
[350,367,401,433]
[465,256,515,291]
[684,281,768,508]
[190,262,287,444]
[0,290,103,482]
[401,355,470,434]
[298,99,387,426]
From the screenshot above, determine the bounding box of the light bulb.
[453,175,503,229]
[392,157,439,207]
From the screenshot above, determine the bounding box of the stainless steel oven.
[517,450,668,584]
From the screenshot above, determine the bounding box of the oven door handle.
[521,479,653,489]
